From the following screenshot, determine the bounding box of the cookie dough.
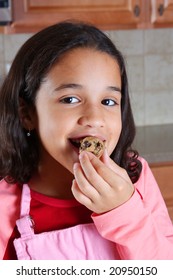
[79,136,105,158]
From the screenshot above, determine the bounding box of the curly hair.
[0,20,142,184]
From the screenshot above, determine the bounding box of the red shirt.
[3,189,92,259]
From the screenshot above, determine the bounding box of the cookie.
[79,136,105,158]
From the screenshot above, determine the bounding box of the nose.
[78,105,104,128]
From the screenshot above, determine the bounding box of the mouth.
[69,138,82,150]
[69,136,106,155]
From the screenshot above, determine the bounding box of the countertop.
[133,124,173,164]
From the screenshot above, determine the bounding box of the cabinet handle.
[158,4,164,16]
[134,5,140,17]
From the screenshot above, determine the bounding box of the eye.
[101,99,117,106]
[60,96,80,104]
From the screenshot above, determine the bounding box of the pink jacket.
[0,158,173,259]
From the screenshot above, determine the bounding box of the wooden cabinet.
[3,0,173,33]
[151,0,173,27]
[4,0,147,33]
[150,162,173,222]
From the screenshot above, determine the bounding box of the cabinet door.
[151,163,173,222]
[6,0,145,33]
[151,0,173,27]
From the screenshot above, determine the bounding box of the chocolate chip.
[83,141,91,148]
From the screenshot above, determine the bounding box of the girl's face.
[33,48,122,174]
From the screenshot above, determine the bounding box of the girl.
[0,21,173,260]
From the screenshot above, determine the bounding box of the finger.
[71,179,93,208]
[87,151,130,188]
[73,162,100,198]
[78,152,110,194]
[72,179,109,213]
[101,148,121,172]
[89,155,134,204]
[101,148,114,170]
[101,149,132,184]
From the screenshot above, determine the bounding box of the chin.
[58,159,76,175]
[68,165,75,175]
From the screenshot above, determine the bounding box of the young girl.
[0,21,173,260]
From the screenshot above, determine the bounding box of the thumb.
[102,149,132,184]
[101,148,109,164]
[101,148,116,171]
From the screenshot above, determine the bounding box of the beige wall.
[0,28,173,126]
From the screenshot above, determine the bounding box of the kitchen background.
[0,27,173,127]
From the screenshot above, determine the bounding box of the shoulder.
[0,178,22,202]
[134,156,163,199]
[0,178,22,217]
[139,156,150,170]
[136,156,156,184]
[0,179,22,259]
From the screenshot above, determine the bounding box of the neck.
[28,159,74,199]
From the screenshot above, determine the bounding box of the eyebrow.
[54,83,82,91]
[107,86,121,94]
[54,83,121,94]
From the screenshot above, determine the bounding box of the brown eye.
[60,97,79,104]
[101,99,116,106]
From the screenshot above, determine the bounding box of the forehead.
[58,47,119,66]
[36,48,122,104]
[46,48,121,83]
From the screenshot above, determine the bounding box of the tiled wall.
[0,28,173,126]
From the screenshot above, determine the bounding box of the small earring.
[27,130,31,137]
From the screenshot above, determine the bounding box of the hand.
[72,149,135,214]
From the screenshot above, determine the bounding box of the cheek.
[36,111,74,145]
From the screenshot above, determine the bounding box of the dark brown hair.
[0,21,142,184]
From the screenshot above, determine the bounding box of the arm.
[72,152,173,259]
[93,177,173,259]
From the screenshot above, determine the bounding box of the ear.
[18,98,36,130]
